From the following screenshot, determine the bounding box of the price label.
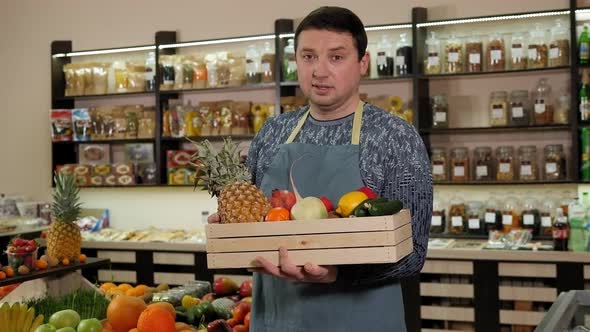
[433,165,444,175]
[546,162,557,174]
[485,212,496,223]
[535,103,546,114]
[468,219,480,229]
[396,56,405,65]
[502,215,513,225]
[454,166,465,177]
[511,47,523,58]
[549,47,559,59]
[377,54,387,66]
[261,62,271,72]
[452,216,463,227]
[435,112,447,122]
[499,163,511,173]
[491,50,502,61]
[523,214,535,225]
[521,165,533,176]
[428,56,440,66]
[492,108,505,119]
[541,216,552,227]
[469,53,481,64]
[476,166,488,177]
[448,52,459,62]
[528,48,538,60]
[431,216,442,226]
[512,107,524,118]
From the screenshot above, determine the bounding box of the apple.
[239,280,252,298]
[290,197,328,220]
[270,189,297,211]
[213,277,238,296]
[35,325,57,332]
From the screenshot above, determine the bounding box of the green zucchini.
[352,199,371,217]
[367,200,403,216]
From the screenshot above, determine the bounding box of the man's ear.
[360,52,369,76]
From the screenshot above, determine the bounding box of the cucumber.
[367,200,403,216]
[352,199,370,217]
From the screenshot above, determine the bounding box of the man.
[212,6,432,331]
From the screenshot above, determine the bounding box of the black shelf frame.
[419,65,570,79]
[422,124,572,134]
[55,91,154,101]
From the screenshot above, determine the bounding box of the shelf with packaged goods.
[429,232,553,242]
[55,91,155,101]
[52,138,156,145]
[421,124,572,135]
[279,76,414,88]
[419,66,570,80]
[159,82,276,95]
[433,180,574,185]
[78,184,162,189]
[162,135,256,142]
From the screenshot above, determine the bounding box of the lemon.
[181,295,200,309]
[335,191,369,217]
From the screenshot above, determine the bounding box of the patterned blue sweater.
[247,103,433,285]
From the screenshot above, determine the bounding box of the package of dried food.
[527,24,548,69]
[173,55,185,90]
[192,57,208,89]
[63,64,76,96]
[112,61,128,93]
[103,106,118,139]
[228,54,246,87]
[185,109,202,137]
[91,63,109,95]
[136,163,157,184]
[182,56,195,90]
[549,19,570,67]
[489,91,508,127]
[496,146,515,181]
[487,33,506,71]
[251,103,270,134]
[217,100,234,136]
[444,34,463,74]
[451,147,469,182]
[449,195,466,234]
[51,109,73,142]
[544,144,566,180]
[124,105,141,139]
[232,101,252,135]
[72,108,92,141]
[424,32,441,74]
[473,147,493,181]
[431,147,448,182]
[79,144,110,165]
[199,101,216,136]
[261,42,275,83]
[510,32,527,70]
[466,35,483,73]
[205,54,218,88]
[112,107,127,139]
[138,107,156,138]
[126,63,147,92]
[169,101,188,138]
[430,197,447,234]
[92,164,112,177]
[113,163,134,176]
[160,55,175,90]
[518,145,538,181]
[216,52,231,88]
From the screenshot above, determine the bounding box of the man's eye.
[332,55,343,61]
[303,54,314,61]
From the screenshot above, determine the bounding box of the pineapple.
[191,138,270,223]
[47,172,82,261]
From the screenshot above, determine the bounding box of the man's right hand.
[207,213,221,224]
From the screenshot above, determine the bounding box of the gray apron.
[251,102,407,332]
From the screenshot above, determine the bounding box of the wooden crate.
[206,209,412,269]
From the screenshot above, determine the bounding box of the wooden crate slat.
[207,223,412,253]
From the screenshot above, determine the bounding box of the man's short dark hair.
[294,6,367,61]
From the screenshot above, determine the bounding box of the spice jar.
[245,45,262,85]
[549,19,570,67]
[544,144,566,180]
[532,78,554,125]
[484,196,503,233]
[489,91,509,127]
[395,33,412,76]
[554,94,570,124]
[425,32,441,74]
[431,197,447,234]
[451,147,469,182]
[431,147,448,182]
[541,195,556,236]
[502,194,521,233]
[528,24,548,69]
[261,42,275,83]
[509,90,530,126]
[376,34,394,77]
[445,34,463,74]
[473,146,493,181]
[449,195,466,234]
[159,56,175,91]
[466,201,484,235]
[487,33,506,71]
[521,196,541,236]
[466,35,483,73]
[432,94,448,128]
[496,146,516,181]
[518,145,538,181]
[510,32,527,70]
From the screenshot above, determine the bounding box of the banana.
[17,303,28,332]
[0,302,9,327]
[28,314,44,332]
[21,307,35,332]
[9,303,20,332]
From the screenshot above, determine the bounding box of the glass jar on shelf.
[466,201,484,235]
[484,195,503,233]
[425,32,441,74]
[260,41,275,83]
[560,190,572,217]
[445,34,463,74]
[395,33,412,76]
[502,194,521,233]
[527,24,548,69]
[541,194,556,236]
[532,78,554,125]
[509,90,530,126]
[431,196,447,234]
[473,146,493,181]
[466,34,483,73]
[510,32,527,70]
[376,34,394,77]
[554,93,570,124]
[245,44,262,85]
[432,94,448,128]
[544,144,566,181]
[451,147,469,182]
[489,91,509,126]
[449,194,466,234]
[431,147,448,182]
[283,38,297,81]
[521,195,541,236]
[549,18,570,67]
[496,146,516,181]
[487,33,506,72]
[518,145,539,181]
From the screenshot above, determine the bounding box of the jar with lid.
[532,78,554,125]
[496,146,516,181]
[518,145,538,181]
[283,39,297,81]
[431,196,447,234]
[425,32,441,74]
[432,94,448,128]
[159,56,175,91]
[445,34,463,74]
[376,35,394,77]
[487,33,506,71]
[431,147,448,182]
[544,144,566,180]
[509,90,530,126]
[466,201,484,235]
[245,45,262,85]
[541,194,556,236]
[489,91,509,126]
[484,195,503,233]
[527,24,548,69]
[554,93,570,124]
[473,146,493,181]
[521,195,541,236]
[395,33,412,76]
[192,57,208,89]
[451,147,469,182]
[549,19,570,67]
[510,32,527,70]
[466,34,483,73]
[260,41,275,83]
[502,194,521,233]
[449,194,466,234]
[560,190,572,217]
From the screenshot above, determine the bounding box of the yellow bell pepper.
[335,191,369,217]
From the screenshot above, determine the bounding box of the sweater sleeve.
[337,124,433,286]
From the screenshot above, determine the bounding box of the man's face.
[296,29,368,109]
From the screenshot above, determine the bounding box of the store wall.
[0,0,569,229]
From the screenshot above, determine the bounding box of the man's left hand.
[249,247,338,283]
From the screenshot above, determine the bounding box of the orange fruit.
[129,329,138,332]
[147,302,176,320]
[79,254,87,263]
[137,307,175,332]
[134,285,149,294]
[62,258,70,265]
[107,288,125,297]
[107,295,147,332]
[35,260,49,270]
[117,283,133,292]
[174,322,192,332]
[100,282,117,291]
[125,288,140,297]
[265,207,291,221]
[0,272,6,280]
[3,267,14,277]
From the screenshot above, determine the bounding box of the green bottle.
[582,127,590,180]
[569,197,586,252]
[580,24,590,65]
[581,70,590,121]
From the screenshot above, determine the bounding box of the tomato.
[244,312,250,329]
[34,324,57,332]
[76,318,102,332]
[49,310,81,329]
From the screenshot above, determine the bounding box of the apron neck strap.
[286,101,364,145]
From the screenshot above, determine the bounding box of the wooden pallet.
[206,209,413,268]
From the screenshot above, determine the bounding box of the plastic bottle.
[579,24,590,65]
[569,197,586,251]
[553,207,569,251]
